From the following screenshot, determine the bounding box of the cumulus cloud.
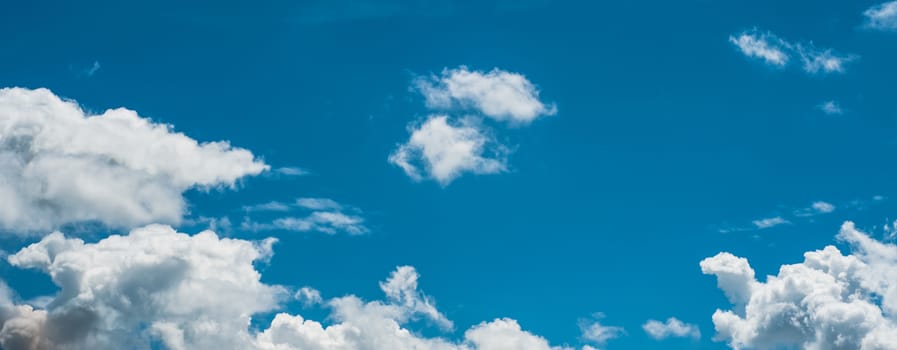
[579,314,624,347]
[0,226,584,350]
[865,1,897,31]
[0,87,268,234]
[642,318,700,340]
[0,225,285,350]
[389,116,508,185]
[701,221,897,350]
[729,30,856,75]
[415,67,556,124]
[751,216,789,229]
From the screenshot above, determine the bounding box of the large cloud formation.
[701,222,897,350]
[0,87,268,233]
[0,225,599,350]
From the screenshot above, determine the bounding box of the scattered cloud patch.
[864,1,897,31]
[729,29,856,75]
[642,318,700,340]
[274,167,310,176]
[729,30,790,67]
[415,67,556,124]
[579,314,624,347]
[244,201,293,213]
[85,61,101,77]
[794,201,837,217]
[818,101,844,115]
[389,116,508,185]
[0,87,267,234]
[702,221,897,350]
[751,216,789,229]
[269,211,368,235]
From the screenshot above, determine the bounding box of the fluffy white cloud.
[0,225,285,350]
[0,87,268,234]
[295,287,323,307]
[255,266,575,350]
[729,30,855,75]
[0,226,585,350]
[579,315,624,347]
[865,1,897,31]
[389,116,507,185]
[729,31,790,67]
[642,318,700,340]
[701,221,897,350]
[415,67,556,124]
[751,216,789,229]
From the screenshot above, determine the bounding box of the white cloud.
[0,227,581,350]
[579,315,624,347]
[389,116,507,185]
[642,318,700,340]
[865,1,897,31]
[702,221,897,350]
[274,167,309,176]
[296,198,343,211]
[294,287,323,307]
[0,225,285,350]
[818,101,844,115]
[751,216,789,229]
[415,67,556,124]
[794,201,837,217]
[795,44,856,74]
[246,211,368,235]
[729,30,856,75]
[244,201,293,212]
[0,87,268,234]
[729,31,790,67]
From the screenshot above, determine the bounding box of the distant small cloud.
[274,167,309,176]
[818,101,844,115]
[752,216,790,229]
[579,313,625,347]
[643,318,700,340]
[85,61,101,77]
[729,30,790,67]
[794,201,836,217]
[243,201,292,213]
[795,45,856,74]
[864,1,897,31]
[295,197,343,211]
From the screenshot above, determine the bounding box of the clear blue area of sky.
[2,1,897,349]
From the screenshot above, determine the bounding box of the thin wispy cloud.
[241,197,368,235]
[729,30,790,67]
[818,100,843,115]
[752,216,790,229]
[864,1,897,31]
[729,29,856,75]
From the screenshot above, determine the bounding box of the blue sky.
[2,1,897,349]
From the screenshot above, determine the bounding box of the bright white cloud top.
[415,67,556,124]
[865,1,897,31]
[701,222,897,350]
[0,225,584,350]
[0,87,268,233]
[389,116,507,185]
[642,318,700,340]
[729,30,855,74]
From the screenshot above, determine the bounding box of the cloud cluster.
[865,1,897,31]
[729,30,857,75]
[390,67,554,185]
[0,87,268,234]
[0,226,593,350]
[702,222,897,350]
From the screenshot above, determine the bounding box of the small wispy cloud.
[729,29,856,75]
[864,1,897,31]
[752,216,790,229]
[274,167,310,176]
[85,61,101,77]
[579,313,625,347]
[243,201,292,213]
[295,197,343,211]
[818,101,844,115]
[729,30,790,67]
[241,197,368,235]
